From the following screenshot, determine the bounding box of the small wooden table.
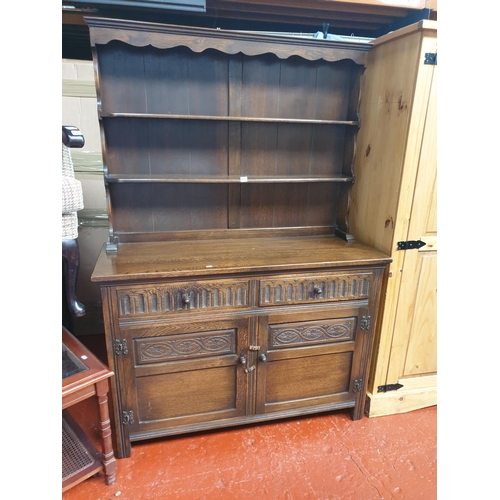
[62,326,117,491]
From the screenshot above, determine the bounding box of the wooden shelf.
[90,18,363,247]
[105,174,354,184]
[101,112,359,126]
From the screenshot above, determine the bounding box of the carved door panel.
[255,306,369,416]
[116,317,250,437]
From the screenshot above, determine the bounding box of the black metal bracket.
[114,339,129,356]
[121,410,135,425]
[377,383,404,393]
[360,316,371,331]
[322,22,329,39]
[353,379,363,393]
[424,52,437,65]
[397,240,426,251]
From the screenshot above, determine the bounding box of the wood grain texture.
[346,21,437,415]
[402,254,437,375]
[115,279,251,318]
[92,235,390,283]
[259,271,373,306]
[349,31,422,254]
[88,18,391,457]
[365,389,437,417]
[94,29,364,242]
[264,351,353,403]
[86,18,371,64]
[383,28,437,387]
[118,317,250,436]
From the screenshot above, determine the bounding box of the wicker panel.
[62,416,96,482]
[63,213,79,240]
[62,176,84,214]
[62,144,75,178]
[62,143,84,240]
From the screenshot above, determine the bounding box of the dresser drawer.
[115,279,250,319]
[259,272,373,307]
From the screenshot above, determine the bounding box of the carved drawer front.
[116,279,250,319]
[259,272,372,307]
[269,317,356,350]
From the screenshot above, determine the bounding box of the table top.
[62,326,113,400]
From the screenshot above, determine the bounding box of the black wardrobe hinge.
[424,52,437,65]
[397,240,426,250]
[377,383,404,393]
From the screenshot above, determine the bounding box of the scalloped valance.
[85,17,371,65]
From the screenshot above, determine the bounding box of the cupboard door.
[116,317,250,438]
[255,307,369,416]
[386,60,437,381]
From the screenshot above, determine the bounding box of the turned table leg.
[96,379,117,485]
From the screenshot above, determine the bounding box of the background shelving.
[91,22,367,248]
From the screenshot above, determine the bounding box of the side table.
[62,326,117,491]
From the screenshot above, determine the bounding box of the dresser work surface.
[93,236,391,281]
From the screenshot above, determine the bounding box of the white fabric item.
[62,143,84,239]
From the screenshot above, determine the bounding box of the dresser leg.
[350,398,367,420]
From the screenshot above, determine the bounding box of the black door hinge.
[377,383,404,393]
[360,315,371,331]
[122,410,134,425]
[424,52,437,65]
[397,240,426,250]
[114,339,129,356]
[353,379,363,393]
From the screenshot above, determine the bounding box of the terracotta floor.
[62,335,437,500]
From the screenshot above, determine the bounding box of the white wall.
[62,59,108,335]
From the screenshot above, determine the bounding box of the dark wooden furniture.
[87,17,392,458]
[62,326,117,491]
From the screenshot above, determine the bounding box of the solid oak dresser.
[87,17,392,458]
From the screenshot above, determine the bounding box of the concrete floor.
[62,335,437,499]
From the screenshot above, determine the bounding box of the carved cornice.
[86,17,370,64]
